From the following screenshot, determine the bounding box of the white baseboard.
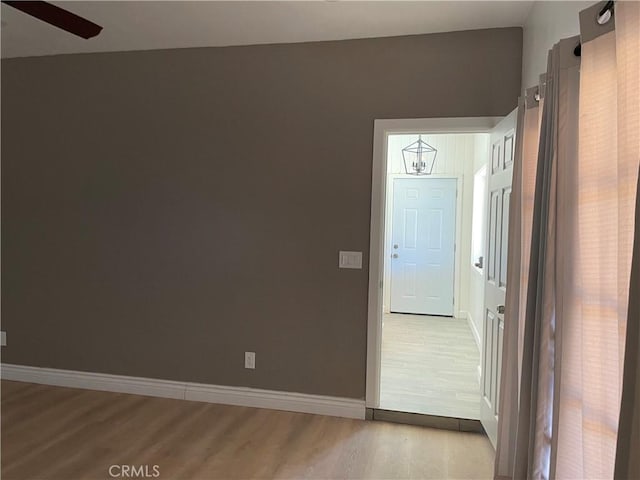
[461,311,483,386]
[0,364,365,420]
[463,310,481,351]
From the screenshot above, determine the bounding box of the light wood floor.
[380,313,481,419]
[1,380,494,480]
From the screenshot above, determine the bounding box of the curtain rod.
[573,0,614,57]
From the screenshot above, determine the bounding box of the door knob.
[497,305,505,314]
[392,254,399,258]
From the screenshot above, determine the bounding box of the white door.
[390,178,456,316]
[480,109,517,447]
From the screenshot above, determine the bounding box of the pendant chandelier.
[402,135,437,175]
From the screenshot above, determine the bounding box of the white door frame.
[366,117,502,408]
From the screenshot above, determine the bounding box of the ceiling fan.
[2,1,102,39]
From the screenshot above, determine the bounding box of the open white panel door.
[480,108,517,447]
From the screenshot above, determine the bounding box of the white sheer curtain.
[519,86,543,383]
[494,36,580,480]
[614,1,640,464]
[494,2,639,479]
[554,3,639,478]
[613,2,640,478]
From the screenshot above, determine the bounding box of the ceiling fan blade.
[2,1,102,39]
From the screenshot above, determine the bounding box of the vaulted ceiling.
[1,1,533,59]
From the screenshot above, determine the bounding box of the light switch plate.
[244,351,255,369]
[1,331,6,347]
[339,251,363,269]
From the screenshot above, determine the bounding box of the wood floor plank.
[1,380,494,479]
[380,313,481,419]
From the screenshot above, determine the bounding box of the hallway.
[380,313,481,419]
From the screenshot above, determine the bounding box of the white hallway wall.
[522,0,592,89]
[383,133,487,344]
[468,135,490,349]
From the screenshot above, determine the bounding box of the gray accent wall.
[1,28,522,399]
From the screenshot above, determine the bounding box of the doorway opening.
[366,116,514,433]
[380,132,486,420]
